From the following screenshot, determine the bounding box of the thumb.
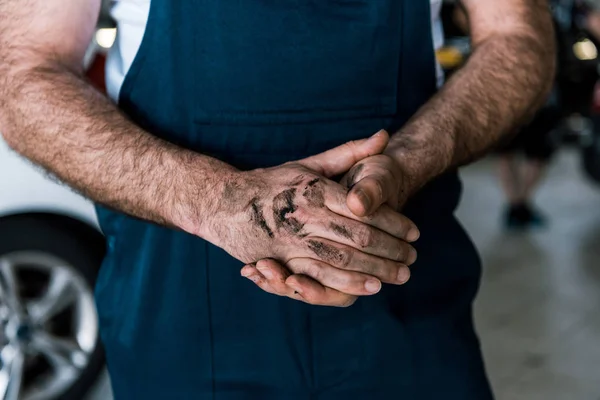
[347,174,398,217]
[297,130,389,178]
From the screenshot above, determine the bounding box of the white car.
[0,9,115,399]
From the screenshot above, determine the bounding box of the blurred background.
[1,0,600,399]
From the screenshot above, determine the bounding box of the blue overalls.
[95,1,494,398]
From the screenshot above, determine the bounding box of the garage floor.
[87,149,600,400]
[458,149,600,400]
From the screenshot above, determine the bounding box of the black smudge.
[285,217,304,234]
[249,197,274,238]
[329,223,353,240]
[302,180,325,208]
[273,188,296,226]
[272,188,305,235]
[307,240,344,264]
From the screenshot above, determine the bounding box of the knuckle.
[344,140,358,151]
[308,263,324,282]
[332,273,353,291]
[293,206,310,221]
[338,296,358,308]
[394,242,406,262]
[286,259,304,275]
[356,228,374,248]
[338,247,352,268]
[398,243,411,263]
[359,259,382,278]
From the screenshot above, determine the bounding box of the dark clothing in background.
[496,106,561,161]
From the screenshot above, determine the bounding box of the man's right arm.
[0,0,235,235]
[0,0,421,307]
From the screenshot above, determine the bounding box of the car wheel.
[0,213,106,400]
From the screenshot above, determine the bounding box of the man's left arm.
[346,0,556,216]
[243,0,556,302]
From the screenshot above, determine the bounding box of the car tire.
[0,213,106,400]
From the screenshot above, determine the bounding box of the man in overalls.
[0,0,554,398]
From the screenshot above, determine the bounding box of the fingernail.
[365,279,381,293]
[256,265,273,279]
[407,228,420,242]
[372,130,385,138]
[397,266,411,284]
[356,189,371,211]
[246,274,260,283]
[240,266,252,277]
[407,248,418,265]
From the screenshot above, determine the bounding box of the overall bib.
[96,1,494,398]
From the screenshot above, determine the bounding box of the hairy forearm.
[0,62,236,234]
[387,20,555,194]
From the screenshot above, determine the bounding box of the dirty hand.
[342,130,413,216]
[238,131,419,307]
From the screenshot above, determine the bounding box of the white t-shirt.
[430,0,445,87]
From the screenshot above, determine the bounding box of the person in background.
[498,0,600,230]
[452,1,560,230]
[496,102,560,229]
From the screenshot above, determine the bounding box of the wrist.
[385,123,453,196]
[168,151,243,239]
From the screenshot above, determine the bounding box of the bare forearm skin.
[0,62,236,235]
[387,1,556,196]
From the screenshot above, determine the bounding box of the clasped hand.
[214,130,417,307]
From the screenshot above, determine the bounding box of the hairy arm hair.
[0,0,237,237]
[386,0,556,194]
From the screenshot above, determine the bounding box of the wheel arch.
[0,211,106,264]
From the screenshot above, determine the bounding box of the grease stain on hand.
[272,188,306,235]
[329,222,353,240]
[249,197,274,238]
[302,178,325,208]
[307,239,345,264]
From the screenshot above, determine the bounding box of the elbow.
[0,59,44,153]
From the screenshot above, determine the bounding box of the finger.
[347,172,394,217]
[287,258,382,296]
[241,265,281,296]
[255,259,293,293]
[304,213,417,264]
[297,130,389,178]
[298,237,411,284]
[326,186,420,242]
[244,261,351,306]
[243,260,325,300]
[286,274,358,307]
